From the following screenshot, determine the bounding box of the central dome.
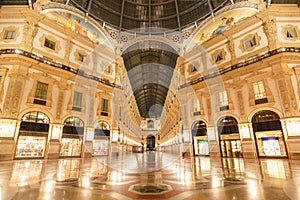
[69,0,230,34]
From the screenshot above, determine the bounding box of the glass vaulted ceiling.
[122,41,178,118]
[69,0,230,34]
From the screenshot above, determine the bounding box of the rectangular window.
[72,91,82,111]
[193,98,200,116]
[219,91,228,107]
[78,53,85,62]
[253,81,268,104]
[4,31,15,39]
[101,98,108,116]
[191,66,197,73]
[286,29,296,38]
[103,65,111,73]
[215,53,223,62]
[34,82,48,105]
[244,37,256,49]
[253,81,266,100]
[44,38,56,50]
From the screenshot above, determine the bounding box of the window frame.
[4,30,15,39]
[34,81,48,105]
[44,38,56,50]
[219,90,229,108]
[72,91,83,111]
[101,98,109,116]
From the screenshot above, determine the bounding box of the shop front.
[93,121,110,156]
[60,117,84,157]
[220,134,243,158]
[252,110,287,157]
[218,116,243,158]
[191,121,209,156]
[15,112,50,159]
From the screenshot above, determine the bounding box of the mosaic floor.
[0,151,300,200]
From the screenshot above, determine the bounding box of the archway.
[16,111,50,159]
[146,135,156,151]
[252,110,287,157]
[217,116,242,158]
[93,120,110,156]
[60,116,84,157]
[191,121,209,156]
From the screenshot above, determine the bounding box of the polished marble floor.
[0,152,300,200]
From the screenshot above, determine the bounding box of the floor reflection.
[0,153,299,199]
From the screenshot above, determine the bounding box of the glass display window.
[255,131,287,157]
[60,138,82,157]
[15,136,47,158]
[198,140,209,155]
[193,136,209,156]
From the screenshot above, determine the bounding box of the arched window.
[20,111,49,132]
[95,120,110,137]
[63,116,84,135]
[21,111,49,124]
[252,110,281,131]
[95,121,110,130]
[191,120,207,136]
[147,120,154,129]
[217,116,238,134]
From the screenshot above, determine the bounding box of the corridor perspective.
[1,152,300,200]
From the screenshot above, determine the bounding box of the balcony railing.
[0,49,122,89]
[179,47,300,89]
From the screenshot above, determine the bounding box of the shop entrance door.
[220,140,242,158]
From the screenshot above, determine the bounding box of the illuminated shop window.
[34,82,48,105]
[44,38,56,50]
[72,91,82,112]
[253,81,268,104]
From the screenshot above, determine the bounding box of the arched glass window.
[252,110,281,131]
[95,120,110,137]
[20,111,50,132]
[63,116,84,135]
[95,121,110,130]
[217,116,238,134]
[191,121,207,136]
[21,111,49,124]
[252,110,280,123]
[64,117,84,127]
